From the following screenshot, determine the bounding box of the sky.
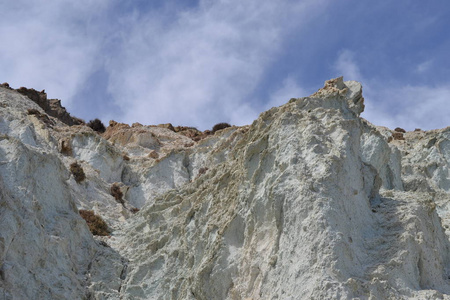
[0,0,449,131]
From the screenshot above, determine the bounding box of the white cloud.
[377,85,450,131]
[0,0,109,104]
[0,0,332,129]
[265,76,307,110]
[333,50,449,131]
[416,60,433,73]
[105,0,329,129]
[360,83,450,131]
[1,1,448,133]
[334,50,363,82]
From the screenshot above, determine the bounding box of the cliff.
[0,77,449,299]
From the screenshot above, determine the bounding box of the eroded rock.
[1,78,450,299]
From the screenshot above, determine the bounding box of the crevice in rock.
[118,257,129,293]
[363,196,405,276]
[182,152,191,182]
[417,254,425,289]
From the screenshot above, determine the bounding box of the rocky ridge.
[0,77,450,299]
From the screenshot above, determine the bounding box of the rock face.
[1,77,450,299]
[13,85,84,126]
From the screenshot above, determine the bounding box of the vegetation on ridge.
[88,118,106,133]
[212,122,231,133]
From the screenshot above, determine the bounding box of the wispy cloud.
[105,0,329,129]
[0,0,110,104]
[334,50,363,81]
[371,84,450,131]
[264,76,306,110]
[1,1,448,131]
[416,60,433,73]
[0,0,330,129]
[334,49,450,131]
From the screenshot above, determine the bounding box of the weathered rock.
[111,78,450,299]
[1,78,450,299]
[15,86,83,126]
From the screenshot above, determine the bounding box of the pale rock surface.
[1,77,450,299]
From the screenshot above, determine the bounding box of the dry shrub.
[88,118,106,133]
[60,139,72,156]
[111,183,124,204]
[212,123,231,134]
[148,151,159,159]
[123,154,130,161]
[392,132,405,140]
[176,128,211,142]
[27,108,40,115]
[1,82,11,89]
[394,127,406,133]
[70,162,86,183]
[130,207,140,214]
[198,167,208,176]
[79,210,110,236]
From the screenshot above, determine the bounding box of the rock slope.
[1,77,450,299]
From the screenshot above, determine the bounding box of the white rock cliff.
[1,77,450,299]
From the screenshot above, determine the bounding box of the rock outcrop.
[9,84,84,126]
[1,77,450,299]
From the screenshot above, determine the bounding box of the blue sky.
[0,0,449,130]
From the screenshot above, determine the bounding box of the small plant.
[79,210,110,236]
[394,127,406,133]
[70,162,86,183]
[1,82,11,89]
[123,154,130,161]
[87,118,106,133]
[130,207,140,214]
[392,132,405,140]
[198,167,208,176]
[27,108,40,115]
[111,183,124,204]
[60,139,72,156]
[212,122,231,134]
[148,151,159,159]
